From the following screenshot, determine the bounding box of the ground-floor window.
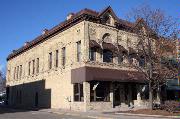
[73,83,84,101]
[90,81,110,102]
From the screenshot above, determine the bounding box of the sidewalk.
[39,108,180,119]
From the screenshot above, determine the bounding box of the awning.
[118,45,128,53]
[89,40,101,48]
[128,47,137,54]
[102,42,117,51]
[71,66,147,83]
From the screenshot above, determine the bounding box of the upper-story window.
[89,47,96,61]
[62,47,66,66]
[103,49,113,63]
[28,61,31,75]
[77,41,81,62]
[139,56,145,67]
[118,55,123,64]
[20,65,22,78]
[32,60,35,74]
[55,50,59,67]
[36,58,39,73]
[17,66,19,79]
[49,52,52,69]
[14,67,16,79]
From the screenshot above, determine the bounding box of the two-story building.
[6,7,150,111]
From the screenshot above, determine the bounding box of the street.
[0,106,175,119]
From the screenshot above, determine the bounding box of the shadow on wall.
[4,80,51,113]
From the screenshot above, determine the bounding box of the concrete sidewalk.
[39,108,180,119]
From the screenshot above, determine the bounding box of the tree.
[126,4,179,109]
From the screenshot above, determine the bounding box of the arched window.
[102,33,111,43]
[103,49,113,63]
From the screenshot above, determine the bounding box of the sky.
[0,0,179,73]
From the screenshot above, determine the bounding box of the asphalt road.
[0,106,174,119]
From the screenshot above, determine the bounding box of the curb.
[115,112,180,118]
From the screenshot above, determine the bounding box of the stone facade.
[6,7,150,111]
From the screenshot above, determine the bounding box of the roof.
[7,6,136,61]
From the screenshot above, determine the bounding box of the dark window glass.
[36,58,39,73]
[89,47,96,61]
[103,49,113,63]
[49,52,52,69]
[62,47,66,66]
[55,50,59,67]
[17,66,19,79]
[118,55,123,64]
[74,83,84,101]
[90,82,110,102]
[77,41,81,62]
[128,55,133,64]
[20,65,22,78]
[139,56,145,67]
[32,60,35,74]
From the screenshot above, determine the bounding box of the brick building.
[6,7,154,111]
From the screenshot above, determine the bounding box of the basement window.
[74,83,84,102]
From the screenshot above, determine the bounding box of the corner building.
[6,7,150,111]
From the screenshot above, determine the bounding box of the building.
[6,7,152,111]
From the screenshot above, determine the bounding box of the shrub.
[161,101,180,113]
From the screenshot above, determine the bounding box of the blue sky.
[0,0,179,72]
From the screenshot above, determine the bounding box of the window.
[28,61,31,75]
[32,60,35,74]
[77,41,81,62]
[55,50,59,67]
[20,65,22,78]
[89,47,96,61]
[139,56,145,67]
[118,55,123,64]
[103,49,113,63]
[128,55,133,65]
[14,67,16,79]
[49,52,52,69]
[36,58,39,73]
[62,47,66,66]
[17,66,19,79]
[74,83,84,101]
[90,82,110,102]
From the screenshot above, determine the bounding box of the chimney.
[24,42,29,47]
[42,29,48,35]
[66,13,74,20]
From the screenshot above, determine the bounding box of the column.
[110,82,114,108]
[128,84,133,107]
[83,82,90,112]
[136,84,142,106]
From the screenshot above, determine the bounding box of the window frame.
[49,52,52,69]
[36,58,39,73]
[55,50,59,67]
[89,47,96,61]
[62,47,66,66]
[103,49,113,63]
[76,41,81,62]
[73,83,84,102]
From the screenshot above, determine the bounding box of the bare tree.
[126,4,179,109]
